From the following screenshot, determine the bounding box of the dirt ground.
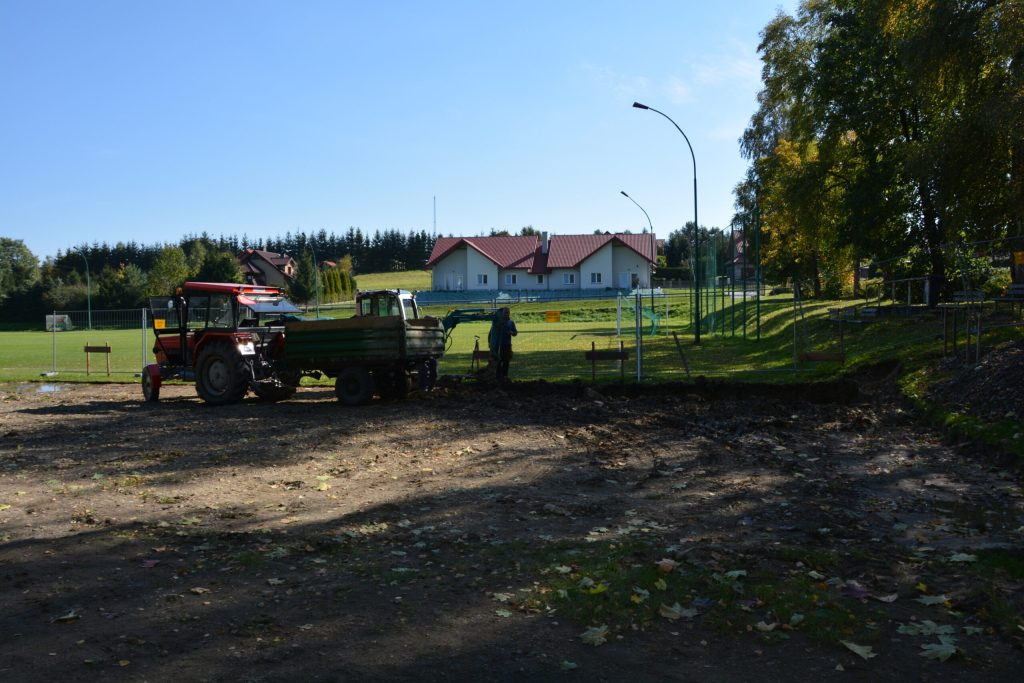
[1,372,1022,682]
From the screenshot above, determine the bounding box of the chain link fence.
[43,309,150,376]
[17,282,1017,383]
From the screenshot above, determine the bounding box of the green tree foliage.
[194,251,243,283]
[0,237,40,297]
[97,263,149,308]
[741,0,1023,302]
[289,250,322,305]
[147,246,190,296]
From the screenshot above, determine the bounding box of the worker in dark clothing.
[494,307,517,381]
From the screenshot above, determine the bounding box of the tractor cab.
[355,290,420,321]
[148,282,301,368]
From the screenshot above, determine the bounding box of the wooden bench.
[584,341,628,382]
[84,342,112,376]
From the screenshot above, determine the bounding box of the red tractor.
[142,282,303,405]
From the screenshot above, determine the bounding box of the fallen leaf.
[723,569,747,579]
[51,609,80,623]
[580,625,608,646]
[755,621,778,632]
[654,578,668,591]
[871,593,898,603]
[553,565,572,574]
[189,587,210,595]
[495,609,512,618]
[655,558,678,573]
[0,504,11,511]
[140,559,160,568]
[920,635,958,661]
[267,578,285,586]
[492,592,515,603]
[898,620,955,636]
[560,660,578,671]
[630,587,650,604]
[789,613,805,626]
[963,626,984,636]
[915,594,949,606]
[659,603,698,621]
[840,640,877,660]
[948,553,977,563]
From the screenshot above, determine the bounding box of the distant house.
[425,232,657,291]
[237,249,298,287]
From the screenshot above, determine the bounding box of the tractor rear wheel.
[196,342,250,405]
[334,366,374,405]
[253,372,299,402]
[141,371,160,402]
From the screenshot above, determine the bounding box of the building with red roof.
[236,249,298,287]
[426,232,657,291]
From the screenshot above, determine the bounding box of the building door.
[618,272,630,289]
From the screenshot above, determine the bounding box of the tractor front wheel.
[196,342,250,405]
[141,370,160,402]
[334,366,374,406]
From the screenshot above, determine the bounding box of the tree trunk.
[920,185,945,306]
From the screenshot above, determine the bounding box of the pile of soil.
[928,339,1024,422]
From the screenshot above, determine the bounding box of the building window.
[537,275,544,284]
[505,273,518,285]
[591,272,602,284]
[477,274,488,285]
[563,273,575,285]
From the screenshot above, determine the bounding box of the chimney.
[541,231,549,254]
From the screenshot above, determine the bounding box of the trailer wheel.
[196,342,249,405]
[142,371,160,402]
[253,372,300,402]
[334,366,374,405]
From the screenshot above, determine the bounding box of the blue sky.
[1,0,798,260]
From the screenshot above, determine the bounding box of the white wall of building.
[612,244,653,288]
[466,248,498,290]
[550,268,581,289]
[431,249,468,291]
[579,244,614,289]
[499,269,549,290]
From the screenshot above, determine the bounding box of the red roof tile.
[546,234,656,268]
[427,236,539,269]
[426,233,655,272]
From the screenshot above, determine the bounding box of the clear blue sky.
[1,0,797,260]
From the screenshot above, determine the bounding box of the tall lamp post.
[632,102,700,344]
[75,248,92,330]
[620,190,656,312]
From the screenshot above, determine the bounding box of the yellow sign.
[154,319,166,329]
[1013,251,1024,266]
[544,310,561,322]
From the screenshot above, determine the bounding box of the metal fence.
[21,285,1018,383]
[44,308,150,376]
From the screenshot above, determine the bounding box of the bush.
[981,270,1012,298]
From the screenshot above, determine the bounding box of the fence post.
[635,293,642,381]
[141,307,147,371]
[51,309,57,374]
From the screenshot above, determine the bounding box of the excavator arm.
[440,308,502,357]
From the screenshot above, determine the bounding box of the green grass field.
[0,290,958,385]
[353,269,431,292]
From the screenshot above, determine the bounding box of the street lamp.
[632,101,701,344]
[75,248,92,330]
[620,190,657,311]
